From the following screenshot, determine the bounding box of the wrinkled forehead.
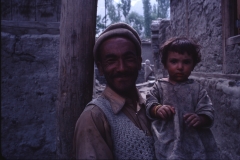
[100,36,136,48]
[97,36,140,61]
[98,37,138,57]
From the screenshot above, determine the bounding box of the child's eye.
[170,59,178,64]
[183,60,192,64]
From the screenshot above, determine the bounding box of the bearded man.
[73,23,155,159]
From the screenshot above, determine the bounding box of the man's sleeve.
[73,105,114,159]
[195,85,215,128]
[146,82,161,120]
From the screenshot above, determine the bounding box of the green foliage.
[156,0,169,18]
[142,0,151,38]
[121,0,131,19]
[126,11,144,36]
[96,15,105,35]
[104,0,121,24]
[98,0,168,38]
[151,4,158,20]
[105,0,113,8]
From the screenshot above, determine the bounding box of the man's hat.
[93,22,142,61]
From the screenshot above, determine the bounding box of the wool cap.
[93,22,142,61]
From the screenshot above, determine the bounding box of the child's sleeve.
[195,85,215,128]
[146,82,162,120]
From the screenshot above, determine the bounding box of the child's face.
[165,51,194,84]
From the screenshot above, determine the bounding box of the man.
[73,23,155,159]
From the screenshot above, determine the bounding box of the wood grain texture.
[57,0,98,158]
[237,0,240,34]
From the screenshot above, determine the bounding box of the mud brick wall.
[191,75,240,160]
[1,1,60,159]
[1,33,59,159]
[170,0,223,73]
[1,0,61,22]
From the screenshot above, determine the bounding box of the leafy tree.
[142,0,151,38]
[105,0,113,8]
[96,15,105,35]
[121,0,131,19]
[151,4,158,20]
[126,11,144,36]
[104,0,121,25]
[108,3,121,24]
[156,0,170,18]
[116,3,122,21]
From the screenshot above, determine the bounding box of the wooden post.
[57,0,98,159]
[237,0,240,34]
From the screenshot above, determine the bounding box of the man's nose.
[117,59,127,72]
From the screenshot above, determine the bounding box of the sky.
[96,0,169,35]
[97,0,158,17]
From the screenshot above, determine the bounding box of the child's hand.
[183,113,210,128]
[153,105,175,120]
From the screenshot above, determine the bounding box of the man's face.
[97,37,142,95]
[165,51,194,84]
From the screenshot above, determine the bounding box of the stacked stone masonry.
[1,32,59,159]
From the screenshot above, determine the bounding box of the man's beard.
[106,71,139,96]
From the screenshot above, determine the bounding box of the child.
[146,37,220,159]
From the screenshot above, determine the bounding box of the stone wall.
[170,0,223,73]
[1,1,61,159]
[191,75,240,160]
[225,41,240,74]
[151,19,171,78]
[151,0,240,159]
[141,41,154,63]
[1,0,61,22]
[1,32,59,159]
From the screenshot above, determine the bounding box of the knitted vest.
[87,96,155,160]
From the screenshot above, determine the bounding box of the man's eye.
[105,58,116,64]
[125,56,135,61]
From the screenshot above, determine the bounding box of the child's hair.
[160,37,201,67]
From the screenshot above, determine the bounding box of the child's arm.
[183,113,211,128]
[146,82,161,120]
[146,81,175,120]
[150,104,175,120]
[183,83,215,128]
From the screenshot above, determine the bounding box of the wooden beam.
[57,0,98,158]
[237,0,240,34]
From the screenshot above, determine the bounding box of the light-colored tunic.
[146,79,220,160]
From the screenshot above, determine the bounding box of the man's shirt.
[73,86,152,159]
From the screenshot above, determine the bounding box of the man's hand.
[152,105,175,120]
[183,113,210,128]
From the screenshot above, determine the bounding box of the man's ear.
[96,61,104,76]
